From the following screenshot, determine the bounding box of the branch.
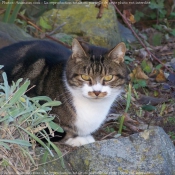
[18,14,71,49]
[109,0,174,74]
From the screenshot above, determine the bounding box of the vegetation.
[0,67,64,174]
[0,0,175,172]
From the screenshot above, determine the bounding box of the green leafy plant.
[3,0,23,23]
[133,79,147,89]
[0,68,64,173]
[149,0,166,19]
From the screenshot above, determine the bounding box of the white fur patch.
[82,83,112,99]
[65,135,95,146]
[65,82,122,136]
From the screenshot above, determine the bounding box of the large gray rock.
[38,4,121,48]
[0,22,34,48]
[35,127,175,174]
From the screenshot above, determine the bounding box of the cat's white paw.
[65,135,95,147]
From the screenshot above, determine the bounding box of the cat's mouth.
[88,91,107,99]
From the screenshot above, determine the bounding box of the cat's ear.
[108,42,126,64]
[72,39,87,62]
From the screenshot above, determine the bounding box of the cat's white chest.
[72,91,118,136]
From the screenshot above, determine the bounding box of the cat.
[0,39,127,146]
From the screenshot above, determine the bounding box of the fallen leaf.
[142,104,156,111]
[140,130,150,140]
[96,0,109,18]
[130,66,149,80]
[156,70,167,83]
[170,58,175,70]
[167,73,175,85]
[123,9,136,24]
[101,0,109,8]
[137,94,167,105]
[141,60,153,74]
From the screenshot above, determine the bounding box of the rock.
[38,3,121,48]
[34,127,175,174]
[118,21,136,42]
[0,22,34,48]
[52,33,76,46]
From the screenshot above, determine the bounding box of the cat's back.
[0,40,72,68]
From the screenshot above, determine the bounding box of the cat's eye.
[103,75,113,81]
[81,74,91,81]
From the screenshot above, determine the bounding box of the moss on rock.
[39,4,121,48]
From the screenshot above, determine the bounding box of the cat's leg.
[65,135,95,147]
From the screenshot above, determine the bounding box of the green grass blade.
[2,72,10,100]
[0,141,11,150]
[0,139,32,147]
[42,101,61,108]
[49,121,64,133]
[9,0,23,23]
[3,0,13,23]
[118,115,125,134]
[18,125,53,155]
[9,80,30,105]
[125,83,132,113]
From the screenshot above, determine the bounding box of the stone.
[0,22,34,48]
[34,127,175,174]
[38,3,121,48]
[118,21,136,42]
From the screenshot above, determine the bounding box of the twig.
[47,22,67,36]
[109,0,174,74]
[100,131,117,140]
[17,14,71,49]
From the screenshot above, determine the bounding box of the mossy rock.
[33,127,175,174]
[38,3,121,48]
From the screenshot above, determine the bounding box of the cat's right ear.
[72,39,87,62]
[108,42,126,64]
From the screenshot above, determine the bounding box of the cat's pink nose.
[93,91,101,96]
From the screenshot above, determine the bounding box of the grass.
[118,83,132,134]
[3,0,23,23]
[0,67,64,174]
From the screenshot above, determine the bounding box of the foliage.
[118,84,132,134]
[3,0,23,23]
[0,68,64,173]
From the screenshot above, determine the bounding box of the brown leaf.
[155,70,167,83]
[101,0,109,8]
[130,66,149,80]
[96,0,109,18]
[123,9,136,24]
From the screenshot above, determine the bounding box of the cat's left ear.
[108,42,126,64]
[71,39,87,62]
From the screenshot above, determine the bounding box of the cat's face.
[66,39,127,99]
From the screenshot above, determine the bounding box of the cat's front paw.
[65,135,95,147]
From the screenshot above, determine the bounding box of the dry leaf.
[96,0,109,18]
[156,70,167,83]
[123,113,140,132]
[101,0,109,8]
[140,130,150,140]
[123,9,136,24]
[130,66,149,80]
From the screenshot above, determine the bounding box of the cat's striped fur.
[0,39,127,146]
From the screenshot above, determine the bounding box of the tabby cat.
[0,39,127,146]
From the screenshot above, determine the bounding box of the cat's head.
[66,39,127,99]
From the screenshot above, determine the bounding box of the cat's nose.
[93,91,101,96]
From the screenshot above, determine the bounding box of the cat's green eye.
[103,75,113,81]
[81,74,91,81]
